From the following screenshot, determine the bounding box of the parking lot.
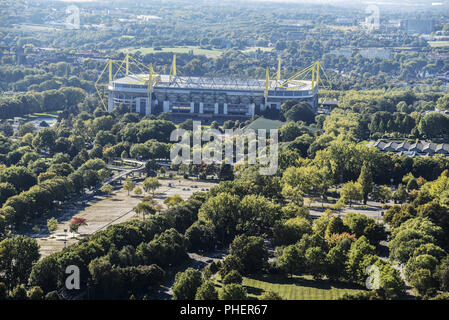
[33,178,218,258]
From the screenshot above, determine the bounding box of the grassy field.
[122,45,274,58]
[240,275,366,300]
[122,46,223,58]
[428,41,449,48]
[25,111,60,118]
[0,24,61,33]
[326,25,359,31]
[6,111,61,123]
[20,111,61,121]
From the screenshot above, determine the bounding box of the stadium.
[99,55,326,123]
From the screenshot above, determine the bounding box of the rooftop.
[111,74,313,91]
[367,140,449,155]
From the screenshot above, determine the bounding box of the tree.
[346,236,376,283]
[134,202,156,220]
[172,268,203,300]
[437,257,449,292]
[133,186,143,196]
[29,255,59,293]
[69,217,87,234]
[27,286,44,300]
[394,184,408,205]
[357,162,374,205]
[0,166,37,192]
[279,122,309,142]
[164,194,184,208]
[283,102,315,124]
[408,268,438,297]
[32,128,56,153]
[238,194,281,236]
[340,181,362,207]
[405,254,439,282]
[18,122,36,136]
[229,235,268,275]
[0,282,7,300]
[418,113,449,139]
[436,94,449,111]
[10,284,28,300]
[94,130,116,147]
[407,178,419,192]
[278,244,305,278]
[100,184,113,195]
[371,185,393,203]
[416,202,449,235]
[219,283,247,300]
[198,192,240,244]
[185,221,217,252]
[0,236,40,289]
[343,213,375,238]
[305,246,327,279]
[0,182,17,204]
[218,163,234,181]
[326,246,348,281]
[388,217,442,264]
[82,169,100,189]
[47,217,58,233]
[143,177,161,196]
[363,223,388,246]
[325,216,347,239]
[123,179,134,196]
[273,217,312,246]
[219,255,244,278]
[195,280,218,300]
[260,291,282,300]
[223,270,243,285]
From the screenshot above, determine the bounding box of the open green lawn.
[0,24,61,33]
[6,111,61,122]
[25,112,60,118]
[20,111,61,121]
[240,275,366,300]
[122,46,223,58]
[428,41,449,48]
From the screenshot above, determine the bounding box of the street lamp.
[63,228,67,248]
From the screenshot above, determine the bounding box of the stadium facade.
[107,74,318,119]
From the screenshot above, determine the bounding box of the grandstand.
[100,55,326,122]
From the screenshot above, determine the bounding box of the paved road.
[103,158,146,186]
[306,197,386,222]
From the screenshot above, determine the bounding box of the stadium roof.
[112,74,313,91]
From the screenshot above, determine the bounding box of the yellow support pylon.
[172,54,177,77]
[265,67,270,106]
[311,64,315,91]
[277,56,282,81]
[125,54,129,76]
[108,60,112,82]
[148,63,153,92]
